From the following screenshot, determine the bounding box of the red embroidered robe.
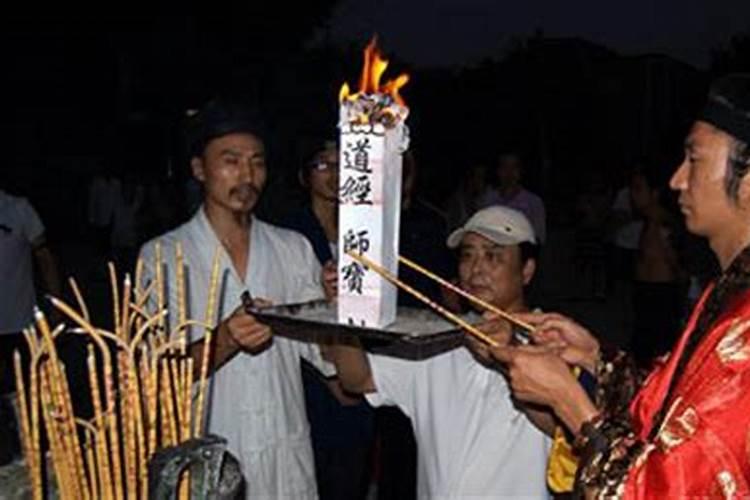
[622,285,750,498]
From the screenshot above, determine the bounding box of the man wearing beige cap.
[326,206,551,499]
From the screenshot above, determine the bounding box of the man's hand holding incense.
[465,312,513,365]
[515,312,600,374]
[490,343,599,434]
[491,345,574,406]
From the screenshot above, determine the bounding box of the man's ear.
[191,157,205,182]
[298,168,308,189]
[731,139,750,205]
[521,258,536,286]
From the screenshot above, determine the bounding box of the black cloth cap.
[700,74,750,145]
[188,98,266,156]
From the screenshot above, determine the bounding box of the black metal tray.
[250,300,465,360]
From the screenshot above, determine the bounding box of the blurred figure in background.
[110,175,144,271]
[573,169,612,300]
[445,163,487,231]
[629,168,686,367]
[0,187,61,465]
[398,151,455,309]
[87,167,120,257]
[478,151,546,243]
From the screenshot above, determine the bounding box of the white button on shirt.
[367,347,551,499]
[139,208,333,499]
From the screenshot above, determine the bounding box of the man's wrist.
[215,322,239,353]
[552,381,599,434]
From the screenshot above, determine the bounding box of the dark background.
[1,5,749,246]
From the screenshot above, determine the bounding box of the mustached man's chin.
[229,200,257,220]
[228,191,258,209]
[206,197,255,221]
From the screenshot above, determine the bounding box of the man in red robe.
[490,73,750,498]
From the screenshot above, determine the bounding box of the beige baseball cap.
[447,206,537,248]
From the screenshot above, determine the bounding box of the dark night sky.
[327,0,750,68]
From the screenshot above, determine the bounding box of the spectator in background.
[609,162,647,290]
[111,176,145,271]
[629,168,686,367]
[398,151,455,309]
[445,163,488,231]
[0,187,62,465]
[280,138,375,500]
[573,169,612,299]
[477,151,546,243]
[140,180,181,242]
[87,168,120,255]
[283,139,339,264]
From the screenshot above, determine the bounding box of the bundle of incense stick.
[13,244,221,500]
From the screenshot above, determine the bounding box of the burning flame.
[339,37,410,107]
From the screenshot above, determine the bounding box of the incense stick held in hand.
[398,255,534,332]
[345,251,499,347]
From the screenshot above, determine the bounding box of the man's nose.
[669,159,688,191]
[470,256,487,276]
[239,159,254,182]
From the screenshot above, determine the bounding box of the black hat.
[297,136,337,167]
[187,98,266,157]
[700,74,750,145]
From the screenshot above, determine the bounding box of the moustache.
[229,184,260,200]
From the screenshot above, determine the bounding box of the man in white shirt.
[0,188,61,464]
[138,99,334,499]
[326,206,552,499]
[0,189,61,364]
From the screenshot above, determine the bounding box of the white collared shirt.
[367,347,551,499]
[139,207,331,499]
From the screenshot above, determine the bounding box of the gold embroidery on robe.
[658,407,699,451]
[717,470,737,499]
[716,318,750,364]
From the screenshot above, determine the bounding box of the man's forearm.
[520,404,558,437]
[552,382,600,436]
[328,344,375,394]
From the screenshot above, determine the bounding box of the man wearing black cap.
[138,99,335,499]
[490,74,750,497]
